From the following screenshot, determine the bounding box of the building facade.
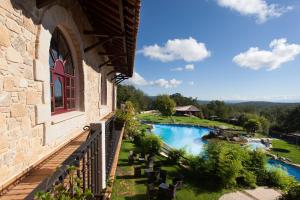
[0,0,139,195]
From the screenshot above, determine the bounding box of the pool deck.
[219,187,282,200]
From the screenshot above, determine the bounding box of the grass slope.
[270,139,300,164]
[138,113,242,130]
[111,140,231,200]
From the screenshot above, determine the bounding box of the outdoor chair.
[134,166,142,177]
[147,183,157,200]
[172,174,184,190]
[168,184,177,200]
[157,184,176,200]
[147,159,154,169]
[138,152,146,162]
[159,170,167,184]
[128,154,134,165]
[147,171,160,184]
[154,162,161,171]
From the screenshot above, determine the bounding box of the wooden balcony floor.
[0,131,89,200]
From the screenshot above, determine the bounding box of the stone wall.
[0,0,116,187]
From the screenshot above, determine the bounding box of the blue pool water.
[268,159,300,181]
[153,124,211,155]
[247,141,267,150]
[152,123,300,181]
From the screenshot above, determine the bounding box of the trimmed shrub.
[141,133,162,155]
[267,167,297,191]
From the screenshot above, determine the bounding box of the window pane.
[54,78,63,108]
[66,88,70,98]
[66,77,70,86]
[50,85,54,97]
[51,101,54,112]
[67,100,71,109]
[71,100,75,108]
[71,89,75,98]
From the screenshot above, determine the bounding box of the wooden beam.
[84,38,112,53]
[98,52,126,57]
[118,0,128,67]
[107,64,128,67]
[36,0,54,8]
[107,70,116,76]
[99,56,123,68]
[83,30,124,38]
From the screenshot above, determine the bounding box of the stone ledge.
[51,111,85,125]
[35,104,51,124]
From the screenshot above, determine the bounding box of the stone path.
[219,187,282,200]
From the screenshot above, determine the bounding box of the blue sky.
[125,0,300,102]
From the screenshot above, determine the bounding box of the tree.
[117,85,152,112]
[259,116,270,135]
[244,119,261,134]
[206,100,230,119]
[155,95,176,116]
[283,106,300,132]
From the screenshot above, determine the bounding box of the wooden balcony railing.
[24,116,121,200]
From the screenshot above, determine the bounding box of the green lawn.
[270,139,300,164]
[111,140,232,200]
[138,113,243,130]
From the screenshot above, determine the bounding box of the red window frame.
[49,29,76,115]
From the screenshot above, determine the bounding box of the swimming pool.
[152,124,211,155]
[268,159,300,181]
[152,123,300,181]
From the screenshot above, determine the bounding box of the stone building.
[0,0,140,198]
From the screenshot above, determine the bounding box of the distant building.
[175,105,200,116]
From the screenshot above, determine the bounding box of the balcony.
[0,114,124,200]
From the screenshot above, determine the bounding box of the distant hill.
[232,101,300,108]
[197,100,300,108]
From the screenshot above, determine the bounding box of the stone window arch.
[49,28,77,114]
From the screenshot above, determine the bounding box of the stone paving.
[219,187,282,200]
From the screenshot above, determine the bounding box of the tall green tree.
[155,95,176,116]
[117,85,152,111]
[244,119,261,134]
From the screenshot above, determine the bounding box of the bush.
[133,129,146,146]
[237,171,257,188]
[266,167,297,191]
[280,185,300,200]
[35,166,93,200]
[141,133,162,155]
[168,148,186,164]
[115,101,140,138]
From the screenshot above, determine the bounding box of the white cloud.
[138,37,211,62]
[126,72,148,85]
[149,79,182,89]
[126,72,182,89]
[188,81,195,85]
[233,38,300,70]
[171,64,195,71]
[217,0,293,23]
[185,64,195,71]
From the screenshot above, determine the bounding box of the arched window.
[49,28,76,114]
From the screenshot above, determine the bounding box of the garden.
[111,101,300,200]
